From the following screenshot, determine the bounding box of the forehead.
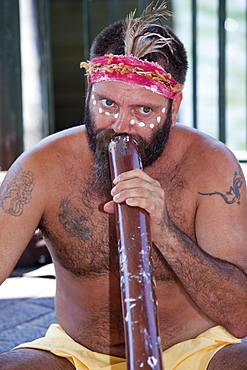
[91,81,167,106]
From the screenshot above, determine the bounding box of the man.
[0,2,247,369]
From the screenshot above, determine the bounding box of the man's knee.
[207,342,247,370]
[0,348,75,370]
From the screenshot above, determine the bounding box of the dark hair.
[90,20,188,85]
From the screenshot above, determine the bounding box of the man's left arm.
[194,164,247,330]
[106,160,247,338]
[160,163,247,338]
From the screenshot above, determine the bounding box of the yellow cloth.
[14,324,241,369]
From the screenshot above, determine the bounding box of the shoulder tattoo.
[198,170,243,205]
[0,166,35,216]
[58,196,92,241]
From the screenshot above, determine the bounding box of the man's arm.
[0,156,47,283]
[161,213,247,338]
[106,155,247,338]
[171,164,247,337]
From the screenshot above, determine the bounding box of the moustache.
[95,129,145,154]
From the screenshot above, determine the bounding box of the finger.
[112,172,161,192]
[112,186,152,203]
[111,179,163,202]
[103,200,115,214]
[113,169,153,185]
[113,186,163,216]
[125,196,163,223]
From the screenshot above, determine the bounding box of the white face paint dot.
[105,111,110,116]
[162,107,166,113]
[114,113,119,119]
[98,108,103,113]
[150,123,155,129]
[138,122,145,127]
[93,100,96,105]
[92,94,95,100]
[157,116,161,123]
[130,119,135,125]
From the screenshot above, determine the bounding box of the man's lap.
[12,324,243,369]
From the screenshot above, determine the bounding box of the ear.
[171,93,183,126]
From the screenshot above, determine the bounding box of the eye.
[139,106,152,115]
[102,98,114,107]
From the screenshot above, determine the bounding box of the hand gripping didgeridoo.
[108,134,164,370]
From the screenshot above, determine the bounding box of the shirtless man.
[0,3,247,370]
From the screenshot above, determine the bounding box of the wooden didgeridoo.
[108,134,164,370]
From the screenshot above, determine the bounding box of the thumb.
[103,200,115,214]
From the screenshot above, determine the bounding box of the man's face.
[84,81,174,197]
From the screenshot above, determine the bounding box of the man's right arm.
[0,155,47,283]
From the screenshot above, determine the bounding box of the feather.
[123,1,174,58]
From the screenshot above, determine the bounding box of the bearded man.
[0,2,247,370]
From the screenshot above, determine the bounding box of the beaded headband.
[80,54,183,99]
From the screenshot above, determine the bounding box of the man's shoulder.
[38,125,87,149]
[169,124,241,182]
[26,125,89,159]
[174,123,220,146]
[175,123,237,162]
[12,125,91,178]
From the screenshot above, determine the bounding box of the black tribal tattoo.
[0,167,35,216]
[198,171,243,205]
[58,196,92,241]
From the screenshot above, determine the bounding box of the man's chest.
[41,168,197,277]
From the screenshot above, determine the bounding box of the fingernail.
[113,176,120,184]
[111,186,116,196]
[113,194,120,201]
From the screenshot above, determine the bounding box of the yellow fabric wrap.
[14,324,241,369]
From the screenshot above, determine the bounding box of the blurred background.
[0,0,246,170]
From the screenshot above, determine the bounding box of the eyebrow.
[92,92,107,100]
[92,91,165,110]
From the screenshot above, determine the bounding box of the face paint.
[84,93,173,199]
[138,122,145,127]
[89,84,170,135]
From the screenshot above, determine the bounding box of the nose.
[110,111,133,133]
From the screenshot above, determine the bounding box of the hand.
[104,169,166,243]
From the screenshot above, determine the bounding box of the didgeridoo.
[108,134,164,370]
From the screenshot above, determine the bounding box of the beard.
[84,95,173,198]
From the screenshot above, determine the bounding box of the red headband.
[80,54,183,99]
